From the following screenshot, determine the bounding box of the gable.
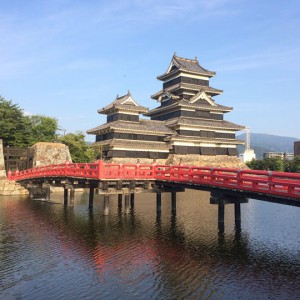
[189,91,217,106]
[121,95,139,106]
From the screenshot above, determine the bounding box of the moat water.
[0,190,299,299]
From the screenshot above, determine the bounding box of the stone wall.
[0,141,72,196]
[0,139,29,195]
[165,154,249,169]
[31,142,72,167]
[0,180,29,196]
[0,139,6,180]
[109,154,248,169]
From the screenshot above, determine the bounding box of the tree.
[0,96,59,147]
[247,157,287,172]
[58,132,100,163]
[288,156,300,173]
[0,96,28,146]
[27,115,58,144]
[246,158,263,170]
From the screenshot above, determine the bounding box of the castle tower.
[144,54,245,156]
[87,91,172,160]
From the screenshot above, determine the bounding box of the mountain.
[236,133,299,159]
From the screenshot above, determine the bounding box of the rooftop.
[157,54,216,80]
[91,139,171,150]
[98,91,148,114]
[151,83,223,99]
[165,117,245,131]
[87,119,174,135]
[145,98,232,117]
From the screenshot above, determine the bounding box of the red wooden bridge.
[7,160,300,202]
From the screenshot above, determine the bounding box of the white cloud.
[212,47,300,72]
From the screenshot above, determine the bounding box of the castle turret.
[87,91,173,160]
[144,54,245,156]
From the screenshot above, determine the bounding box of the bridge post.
[171,191,176,212]
[29,188,34,199]
[130,193,135,208]
[45,187,51,201]
[234,201,241,231]
[118,194,123,208]
[103,195,109,216]
[124,194,130,214]
[70,188,75,206]
[156,190,162,213]
[89,187,94,209]
[218,200,225,223]
[234,202,241,222]
[64,188,69,206]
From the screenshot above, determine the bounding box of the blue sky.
[1,0,300,141]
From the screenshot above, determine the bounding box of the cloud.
[212,47,300,72]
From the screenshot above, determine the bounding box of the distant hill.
[237,133,299,159]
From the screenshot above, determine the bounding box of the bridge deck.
[7,160,300,201]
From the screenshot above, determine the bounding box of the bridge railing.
[7,160,300,199]
[7,162,101,180]
[155,165,300,198]
[7,161,156,181]
[101,162,155,179]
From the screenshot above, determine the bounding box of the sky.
[1,0,300,141]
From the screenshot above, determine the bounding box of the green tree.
[27,115,58,144]
[265,158,285,171]
[0,96,59,147]
[58,132,100,163]
[288,156,300,173]
[246,158,263,170]
[0,96,28,146]
[247,157,285,172]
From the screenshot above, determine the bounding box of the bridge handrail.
[7,161,300,199]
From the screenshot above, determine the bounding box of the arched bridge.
[8,160,300,204]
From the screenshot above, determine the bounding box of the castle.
[87,54,245,167]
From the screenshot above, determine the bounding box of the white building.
[239,128,256,162]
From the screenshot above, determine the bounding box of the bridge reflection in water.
[7,161,300,233]
[0,190,299,299]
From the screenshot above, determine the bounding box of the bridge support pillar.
[118,194,123,208]
[70,188,75,206]
[64,188,69,206]
[124,194,130,214]
[45,187,51,201]
[171,192,176,212]
[130,193,135,208]
[103,195,109,216]
[218,200,225,223]
[234,201,241,231]
[156,191,162,213]
[89,187,94,209]
[234,202,241,222]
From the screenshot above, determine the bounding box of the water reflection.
[0,190,299,299]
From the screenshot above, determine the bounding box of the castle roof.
[157,54,216,80]
[98,91,148,114]
[165,117,245,131]
[87,119,174,135]
[164,134,245,145]
[91,139,171,151]
[145,98,232,117]
[151,83,222,99]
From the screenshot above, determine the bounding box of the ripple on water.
[0,192,300,299]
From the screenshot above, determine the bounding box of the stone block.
[31,142,72,167]
[0,139,6,179]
